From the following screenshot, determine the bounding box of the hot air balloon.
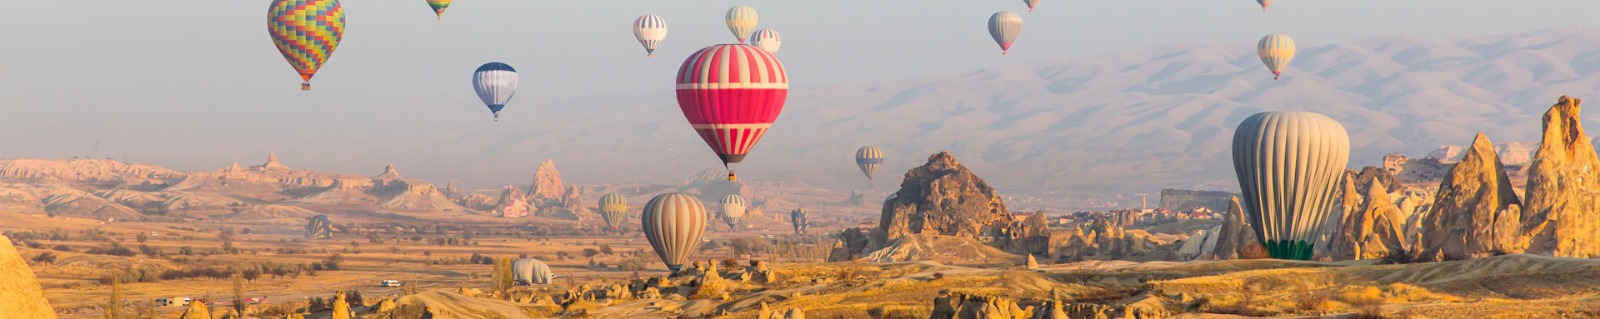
[473,62,518,121]
[1257,34,1295,80]
[790,208,809,235]
[599,193,628,230]
[511,258,555,285]
[720,194,747,229]
[1231,111,1349,260]
[268,0,345,91]
[855,146,884,180]
[675,44,789,181]
[425,0,451,20]
[1023,0,1040,12]
[726,6,759,43]
[633,14,668,57]
[752,29,781,54]
[1257,0,1272,12]
[640,193,708,272]
[988,12,1022,55]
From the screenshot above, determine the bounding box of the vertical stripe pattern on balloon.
[599,193,628,229]
[1231,111,1349,260]
[640,193,707,272]
[675,44,789,164]
[720,194,747,227]
[426,0,451,17]
[473,62,519,115]
[856,146,885,179]
[988,12,1023,54]
[633,14,669,56]
[726,6,759,43]
[268,0,345,83]
[1023,0,1040,12]
[752,29,782,54]
[1257,34,1295,79]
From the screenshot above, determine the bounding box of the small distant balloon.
[720,194,747,229]
[752,29,782,54]
[268,0,345,91]
[1257,34,1296,80]
[1257,0,1272,12]
[855,146,884,180]
[1023,0,1040,12]
[726,6,759,43]
[988,12,1022,55]
[472,62,519,121]
[599,193,628,230]
[633,14,668,57]
[425,0,451,20]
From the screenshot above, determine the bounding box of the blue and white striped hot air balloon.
[1257,34,1295,80]
[726,6,759,43]
[633,14,668,57]
[472,62,518,121]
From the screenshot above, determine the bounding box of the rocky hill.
[0,235,58,318]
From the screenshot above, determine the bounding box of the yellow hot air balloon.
[726,6,759,43]
[268,0,345,91]
[1257,34,1295,80]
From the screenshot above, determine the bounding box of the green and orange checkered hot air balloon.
[426,0,452,20]
[268,0,344,91]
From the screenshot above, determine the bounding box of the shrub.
[32,252,56,264]
[52,244,72,252]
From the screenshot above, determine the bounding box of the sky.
[1,0,1598,190]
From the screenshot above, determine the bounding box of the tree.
[490,258,513,298]
[104,275,123,319]
[32,252,56,265]
[232,267,246,314]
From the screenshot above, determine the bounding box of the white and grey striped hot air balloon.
[598,193,628,230]
[988,12,1022,55]
[751,29,781,54]
[720,194,747,229]
[472,62,518,121]
[640,193,708,272]
[1231,111,1349,260]
[855,146,885,180]
[1257,34,1295,80]
[725,6,759,43]
[633,14,668,57]
[511,258,555,285]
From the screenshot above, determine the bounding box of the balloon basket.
[301,83,311,91]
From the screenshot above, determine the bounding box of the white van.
[380,280,402,287]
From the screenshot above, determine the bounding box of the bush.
[52,245,72,252]
[869,305,930,319]
[32,252,56,264]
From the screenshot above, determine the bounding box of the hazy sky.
[2,0,1598,188]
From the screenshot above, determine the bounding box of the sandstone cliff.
[1415,133,1524,261]
[1329,180,1408,260]
[0,235,59,318]
[1521,96,1600,258]
[527,159,565,200]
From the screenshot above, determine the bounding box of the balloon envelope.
[1257,34,1295,80]
[1231,111,1349,260]
[268,0,345,90]
[790,208,809,235]
[1257,0,1272,12]
[988,12,1023,55]
[599,193,628,229]
[726,6,759,43]
[426,0,451,19]
[473,62,519,119]
[752,29,782,54]
[855,146,885,180]
[633,15,668,57]
[640,193,708,272]
[675,44,789,166]
[511,258,554,285]
[1023,0,1040,12]
[720,194,747,228]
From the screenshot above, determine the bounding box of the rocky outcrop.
[0,236,58,318]
[1047,220,1172,262]
[929,292,1032,319]
[460,194,496,211]
[1522,96,1600,258]
[40,188,140,220]
[371,178,466,212]
[1329,180,1408,260]
[332,291,352,319]
[527,159,564,200]
[1354,166,1401,194]
[257,152,289,170]
[375,163,401,179]
[1415,133,1524,261]
[880,152,1013,241]
[179,300,210,319]
[540,185,593,221]
[1210,196,1254,260]
[0,158,179,185]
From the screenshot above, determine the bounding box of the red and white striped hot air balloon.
[675,44,789,181]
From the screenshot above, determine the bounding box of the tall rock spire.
[1522,96,1600,257]
[1416,133,1523,261]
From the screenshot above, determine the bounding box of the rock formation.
[879,152,1013,241]
[930,291,1033,319]
[332,291,352,319]
[1415,133,1524,261]
[0,236,58,318]
[527,159,564,200]
[1025,254,1038,270]
[1329,180,1408,260]
[1209,196,1254,260]
[1521,96,1600,258]
[1354,166,1401,194]
[257,152,289,170]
